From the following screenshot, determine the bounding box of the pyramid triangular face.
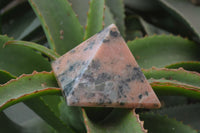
[52,24,161,109]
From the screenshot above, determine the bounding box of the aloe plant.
[0,0,200,132]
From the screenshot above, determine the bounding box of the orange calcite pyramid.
[52,24,161,108]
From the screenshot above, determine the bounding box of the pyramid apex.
[108,23,117,28]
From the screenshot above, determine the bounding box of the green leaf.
[1,108,55,133]
[154,103,200,131]
[0,35,51,76]
[124,0,176,36]
[28,0,84,55]
[84,0,105,40]
[0,112,22,133]
[0,70,16,84]
[166,61,200,73]
[38,95,62,117]
[0,71,72,132]
[68,0,90,26]
[139,18,170,35]
[1,1,41,40]
[104,5,115,27]
[144,67,200,87]
[17,17,41,40]
[22,26,46,42]
[149,78,200,99]
[21,116,56,133]
[158,96,187,107]
[24,96,76,133]
[106,0,125,37]
[0,70,58,133]
[58,98,86,133]
[0,71,60,112]
[124,0,161,12]
[127,35,200,69]
[140,113,197,133]
[158,0,200,43]
[2,10,39,40]
[5,40,60,60]
[125,14,144,41]
[83,108,147,133]
[143,68,200,99]
[125,0,199,43]
[84,107,113,123]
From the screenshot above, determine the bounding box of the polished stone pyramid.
[52,24,161,108]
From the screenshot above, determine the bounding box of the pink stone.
[52,24,161,108]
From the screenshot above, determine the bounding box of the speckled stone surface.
[52,24,161,108]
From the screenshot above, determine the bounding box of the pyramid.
[52,24,161,108]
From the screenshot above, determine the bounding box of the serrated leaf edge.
[0,69,17,78]
[140,112,198,133]
[0,71,54,87]
[165,61,200,68]
[4,40,60,60]
[127,34,193,44]
[82,108,91,133]
[28,0,56,51]
[0,87,60,111]
[149,78,200,92]
[143,67,200,77]
[132,109,148,133]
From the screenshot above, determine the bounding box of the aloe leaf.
[2,10,38,40]
[106,0,125,37]
[84,0,105,40]
[158,0,200,43]
[58,98,86,133]
[28,0,84,55]
[143,67,200,87]
[84,107,113,123]
[128,35,200,69]
[1,109,55,133]
[149,79,200,99]
[124,0,161,12]
[0,35,51,76]
[68,0,90,26]
[125,14,144,41]
[154,103,200,131]
[0,70,57,132]
[125,0,177,36]
[166,61,200,73]
[140,113,197,133]
[139,18,170,35]
[5,40,60,60]
[25,27,46,43]
[104,5,115,27]
[2,1,41,40]
[22,117,56,133]
[158,96,187,107]
[0,71,75,132]
[0,70,16,84]
[0,112,22,133]
[0,71,60,112]
[125,0,200,43]
[83,108,147,133]
[143,68,200,99]
[24,97,76,133]
[17,17,41,40]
